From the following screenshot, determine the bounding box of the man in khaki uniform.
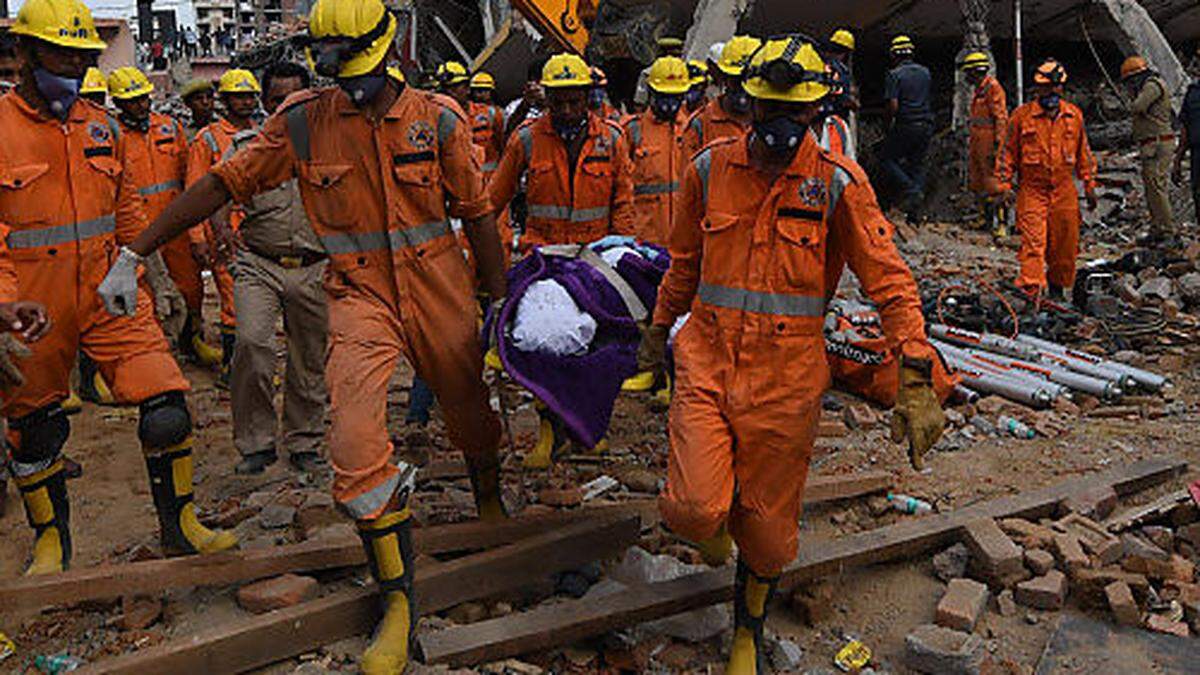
[213,62,329,475]
[1122,56,1176,240]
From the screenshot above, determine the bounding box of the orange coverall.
[996,100,1096,291]
[188,116,252,329]
[469,101,505,180]
[968,75,1007,195]
[682,98,750,156]
[0,224,19,303]
[489,114,635,254]
[0,94,188,418]
[213,87,500,520]
[124,112,201,313]
[623,108,687,245]
[652,131,934,576]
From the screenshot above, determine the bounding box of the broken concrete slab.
[904,623,985,675]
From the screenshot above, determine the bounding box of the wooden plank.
[804,471,890,504]
[417,459,1186,667]
[0,502,655,613]
[77,514,640,675]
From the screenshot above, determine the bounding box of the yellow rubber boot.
[621,370,655,392]
[466,454,507,522]
[190,334,223,367]
[145,439,238,556]
[61,391,83,415]
[358,509,415,675]
[14,460,71,575]
[588,438,609,455]
[484,346,503,371]
[651,372,673,409]
[697,523,733,567]
[727,559,778,675]
[524,405,568,469]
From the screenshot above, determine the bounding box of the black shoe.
[289,451,327,473]
[235,450,278,475]
[62,456,83,480]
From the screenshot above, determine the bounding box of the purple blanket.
[491,240,670,448]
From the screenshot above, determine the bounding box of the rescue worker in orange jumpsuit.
[80,66,107,106]
[100,1,508,670]
[636,36,945,674]
[187,69,261,387]
[682,36,761,155]
[107,66,201,353]
[488,53,636,468]
[962,52,1009,236]
[996,59,1097,301]
[624,57,690,247]
[469,72,506,182]
[5,0,237,577]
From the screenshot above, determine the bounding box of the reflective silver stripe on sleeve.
[697,283,826,317]
[829,166,852,218]
[200,130,219,153]
[286,104,311,161]
[634,181,679,196]
[481,161,498,172]
[106,115,121,143]
[138,179,184,196]
[689,115,702,143]
[438,108,456,146]
[694,148,712,205]
[6,214,117,249]
[526,204,611,222]
[518,126,533,159]
[628,119,642,148]
[320,221,452,255]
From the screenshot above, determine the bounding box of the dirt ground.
[1,210,1198,674]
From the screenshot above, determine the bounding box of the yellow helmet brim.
[743,79,829,103]
[11,24,106,50]
[333,12,397,78]
[111,83,153,100]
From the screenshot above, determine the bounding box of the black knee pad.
[10,403,70,464]
[138,391,192,449]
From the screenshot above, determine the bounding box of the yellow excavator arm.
[510,0,594,54]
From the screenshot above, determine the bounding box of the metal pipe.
[930,324,1041,361]
[949,361,1055,408]
[1014,0,1024,106]
[936,339,1121,400]
[1015,335,1166,391]
[938,344,1069,402]
[932,324,1132,389]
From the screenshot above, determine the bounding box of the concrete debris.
[904,624,986,675]
[933,544,971,582]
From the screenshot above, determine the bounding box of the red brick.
[538,487,583,507]
[998,518,1056,549]
[935,578,990,632]
[1146,614,1190,637]
[1104,581,1140,627]
[119,595,162,630]
[1052,533,1090,575]
[1179,523,1200,549]
[1015,570,1067,610]
[1053,514,1122,566]
[1060,485,1118,521]
[1024,549,1056,576]
[236,574,319,614]
[1123,554,1195,583]
[963,518,1025,586]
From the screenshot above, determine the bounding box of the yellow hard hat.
[830,29,855,52]
[307,0,397,79]
[81,67,107,95]
[10,0,107,50]
[717,35,762,76]
[437,61,469,86]
[471,72,494,89]
[387,66,405,84]
[541,53,591,89]
[180,77,213,99]
[743,35,830,103]
[108,66,154,100]
[218,69,261,94]
[961,51,990,71]
[687,59,708,87]
[646,57,690,95]
[891,35,915,55]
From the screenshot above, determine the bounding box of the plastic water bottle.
[887,492,932,515]
[997,415,1035,439]
[34,654,84,673]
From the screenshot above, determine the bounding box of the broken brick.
[843,403,880,430]
[1015,570,1067,610]
[538,486,583,508]
[1024,549,1056,576]
[905,624,986,675]
[236,574,319,614]
[1141,526,1174,552]
[963,518,1025,587]
[1123,553,1196,583]
[1178,522,1200,549]
[1051,533,1090,575]
[1060,485,1118,521]
[1053,514,1122,565]
[998,518,1056,549]
[1104,581,1140,627]
[936,578,990,633]
[119,595,162,630]
[1146,613,1190,637]
[996,589,1017,617]
[932,543,970,582]
[1121,533,1170,561]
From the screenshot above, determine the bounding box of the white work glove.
[143,251,188,339]
[98,246,143,317]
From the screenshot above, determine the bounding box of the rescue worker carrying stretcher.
[995,59,1097,301]
[5,0,238,576]
[636,35,946,675]
[100,0,508,670]
[488,53,636,469]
